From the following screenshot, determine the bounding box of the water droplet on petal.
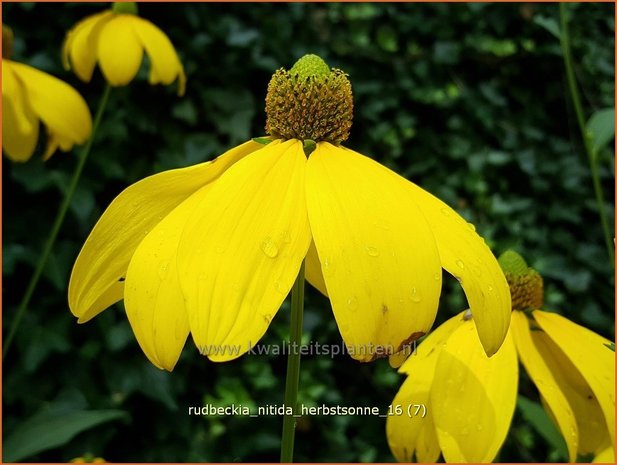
[198,272,208,281]
[366,246,380,257]
[467,222,476,232]
[456,259,465,269]
[410,287,422,303]
[434,272,442,281]
[475,424,484,432]
[275,280,288,294]
[261,237,279,258]
[487,285,494,292]
[158,260,170,280]
[440,207,450,217]
[347,296,358,311]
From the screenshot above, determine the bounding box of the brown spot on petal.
[397,331,425,353]
[382,304,388,315]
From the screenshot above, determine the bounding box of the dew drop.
[275,280,287,294]
[440,207,450,217]
[467,222,476,232]
[347,296,358,311]
[410,287,422,303]
[433,272,441,281]
[487,284,494,292]
[471,264,482,277]
[456,259,465,269]
[198,272,208,281]
[158,260,170,280]
[366,246,380,257]
[260,237,279,258]
[475,424,484,432]
[215,244,226,254]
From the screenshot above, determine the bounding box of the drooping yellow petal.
[510,311,579,461]
[533,311,615,448]
[69,140,262,322]
[124,189,210,371]
[431,319,518,463]
[131,17,186,96]
[63,11,114,82]
[403,171,511,357]
[177,140,311,361]
[388,313,466,462]
[305,240,328,296]
[594,446,615,463]
[306,143,442,361]
[97,15,143,86]
[2,61,39,161]
[9,61,92,156]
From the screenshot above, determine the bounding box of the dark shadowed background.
[2,2,615,462]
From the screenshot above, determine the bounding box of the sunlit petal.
[69,140,262,321]
[177,140,311,361]
[97,15,143,86]
[9,61,92,155]
[534,310,615,448]
[305,240,328,296]
[511,311,579,461]
[306,143,442,361]
[405,178,511,356]
[131,17,186,96]
[63,11,113,81]
[2,61,39,161]
[431,318,518,463]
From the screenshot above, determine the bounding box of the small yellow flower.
[62,2,186,95]
[2,26,92,162]
[68,55,510,371]
[387,250,614,463]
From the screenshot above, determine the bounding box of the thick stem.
[280,260,305,463]
[3,85,113,360]
[559,3,614,265]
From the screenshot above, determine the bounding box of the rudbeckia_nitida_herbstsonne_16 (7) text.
[68,54,511,371]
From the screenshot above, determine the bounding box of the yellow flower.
[62,2,186,95]
[68,55,510,371]
[2,26,92,162]
[387,250,614,463]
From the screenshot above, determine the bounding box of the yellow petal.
[306,143,442,361]
[2,61,39,161]
[97,15,143,86]
[305,240,328,296]
[511,311,579,461]
[533,310,615,449]
[69,140,262,322]
[431,318,518,463]
[124,189,208,371]
[405,177,511,356]
[177,140,311,361]
[131,17,186,96]
[63,11,114,82]
[594,446,615,463]
[9,61,92,156]
[387,313,466,462]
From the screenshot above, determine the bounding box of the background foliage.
[3,2,614,462]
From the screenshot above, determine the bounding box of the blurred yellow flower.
[68,55,510,371]
[387,250,615,463]
[2,26,92,162]
[62,2,185,95]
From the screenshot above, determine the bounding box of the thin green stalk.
[3,84,112,360]
[559,3,614,264]
[280,260,305,463]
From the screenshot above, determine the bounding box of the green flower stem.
[3,84,112,361]
[559,3,614,265]
[280,260,305,463]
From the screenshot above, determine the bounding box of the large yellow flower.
[387,250,615,463]
[2,26,92,162]
[62,2,185,95]
[68,55,510,371]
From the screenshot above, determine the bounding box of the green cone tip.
[290,54,331,79]
[112,2,138,15]
[498,250,529,276]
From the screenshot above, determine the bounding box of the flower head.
[62,2,186,95]
[387,250,614,463]
[69,55,510,371]
[2,25,92,162]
